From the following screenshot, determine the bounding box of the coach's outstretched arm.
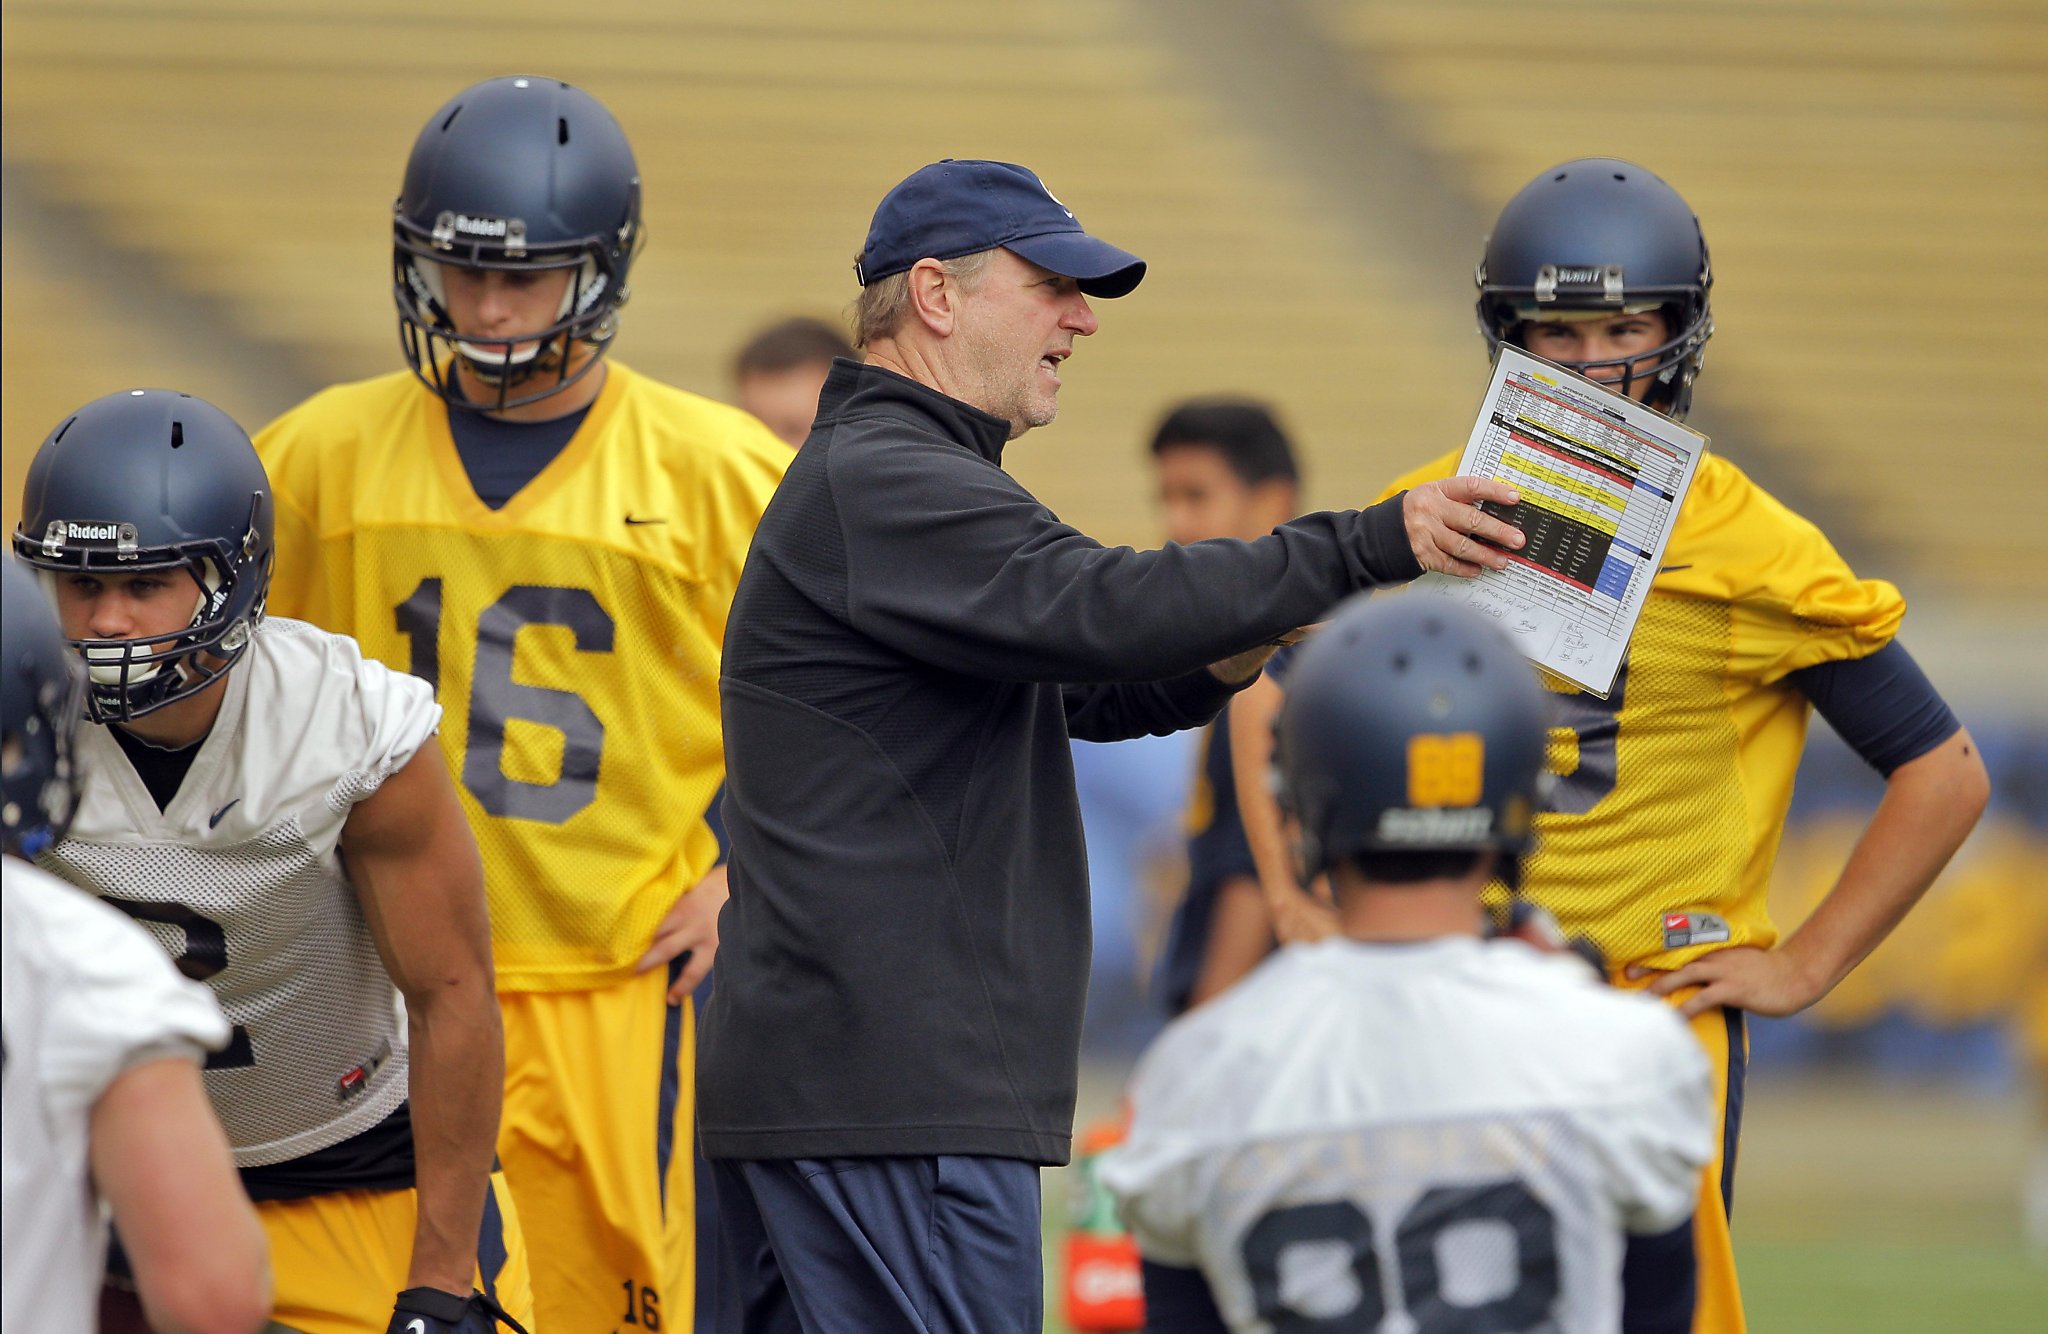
[830,424,1522,687]
[341,747,506,1299]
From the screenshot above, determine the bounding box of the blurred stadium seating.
[3,0,1482,554]
[7,0,2043,655]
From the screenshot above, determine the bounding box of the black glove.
[386,1287,529,1334]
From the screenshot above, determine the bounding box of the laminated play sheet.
[1413,346,1707,697]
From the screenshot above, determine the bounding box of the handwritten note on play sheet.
[1413,346,1707,698]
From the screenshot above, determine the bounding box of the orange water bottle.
[1062,1115,1146,1332]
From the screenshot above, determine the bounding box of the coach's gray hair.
[852,249,996,348]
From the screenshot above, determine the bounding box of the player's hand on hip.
[636,862,728,1003]
[1403,476,1524,577]
[387,1286,529,1333]
[1633,946,1823,1019]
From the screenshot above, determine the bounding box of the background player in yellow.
[254,76,790,1333]
[1231,158,1992,1333]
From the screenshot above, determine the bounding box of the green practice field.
[1728,1077,2044,1332]
[1044,1067,2048,1332]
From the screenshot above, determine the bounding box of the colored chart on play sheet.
[1416,347,1706,697]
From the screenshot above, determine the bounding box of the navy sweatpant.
[711,1154,1043,1333]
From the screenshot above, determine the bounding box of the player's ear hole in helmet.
[1271,594,1550,891]
[1475,158,1714,419]
[1,556,86,857]
[10,390,274,725]
[393,75,645,414]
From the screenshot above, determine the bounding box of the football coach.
[699,158,1525,1332]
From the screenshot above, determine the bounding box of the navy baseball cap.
[855,159,1146,298]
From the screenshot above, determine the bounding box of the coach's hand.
[1402,477,1525,577]
[387,1286,528,1333]
[637,862,728,1004]
[1633,946,1822,1019]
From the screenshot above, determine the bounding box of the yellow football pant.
[1617,973,1748,1334]
[498,968,696,1334]
[256,1169,532,1333]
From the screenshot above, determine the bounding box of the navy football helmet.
[1274,595,1549,882]
[1476,158,1714,418]
[2,556,85,857]
[394,75,643,412]
[11,390,274,724]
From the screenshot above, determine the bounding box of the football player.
[1149,399,1300,1017]
[1234,158,1992,1331]
[732,315,856,448]
[2,554,272,1334]
[13,390,530,1334]
[253,75,791,1332]
[1102,594,1716,1332]
[1060,400,1309,1334]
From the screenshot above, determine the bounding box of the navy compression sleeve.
[1787,640,1959,777]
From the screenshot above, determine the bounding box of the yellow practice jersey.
[256,363,789,990]
[1380,449,1905,969]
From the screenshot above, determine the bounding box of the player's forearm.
[403,983,505,1293]
[94,1059,273,1334]
[1779,728,1989,1002]
[1226,675,1295,908]
[1188,877,1277,1007]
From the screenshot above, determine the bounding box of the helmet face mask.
[11,390,274,725]
[1500,305,1706,409]
[49,557,253,725]
[392,76,643,414]
[1476,158,1714,419]
[2,558,86,857]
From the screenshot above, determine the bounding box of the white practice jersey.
[39,617,440,1167]
[1101,936,1713,1334]
[2,856,229,1333]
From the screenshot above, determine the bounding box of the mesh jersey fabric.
[1101,936,1713,1333]
[1377,450,1905,968]
[254,363,791,989]
[2,856,229,1331]
[40,618,438,1166]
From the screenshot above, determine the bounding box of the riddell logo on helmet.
[65,522,120,542]
[1377,807,1495,843]
[431,210,527,246]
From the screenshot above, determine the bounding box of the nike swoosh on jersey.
[624,514,667,525]
[208,799,240,829]
[406,1320,427,1334]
